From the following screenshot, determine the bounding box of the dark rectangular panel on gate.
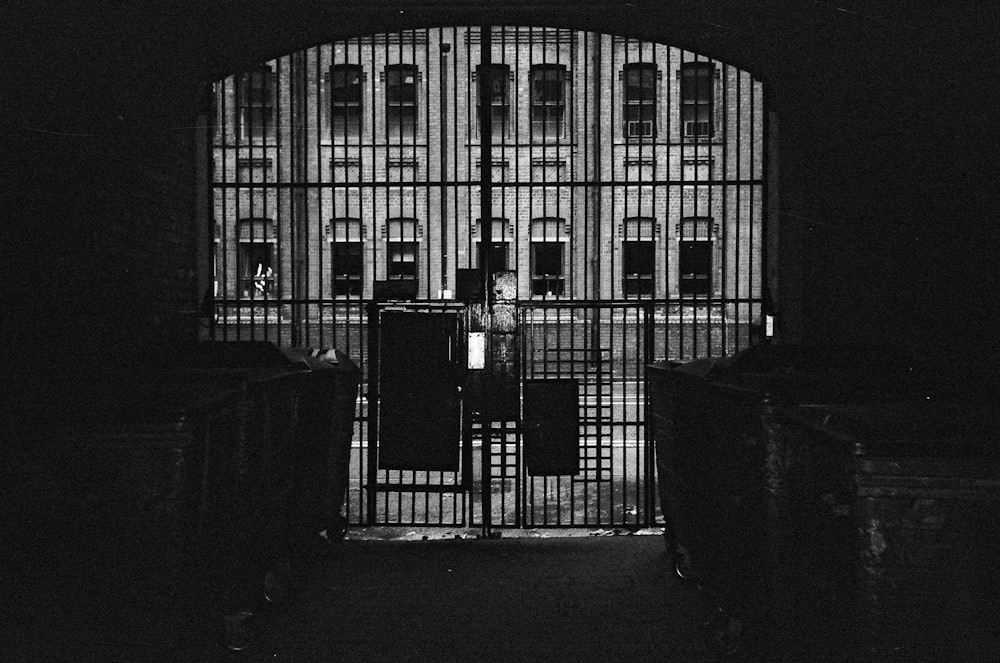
[523,379,580,476]
[378,312,460,471]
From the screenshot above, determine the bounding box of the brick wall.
[211,27,764,305]
[6,116,200,422]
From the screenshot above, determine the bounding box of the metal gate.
[208,26,768,530]
[363,300,656,530]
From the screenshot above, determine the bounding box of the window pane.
[386,65,417,103]
[478,241,509,273]
[332,241,363,296]
[682,105,713,136]
[624,241,655,297]
[332,105,362,137]
[478,65,510,138]
[625,64,656,101]
[331,65,362,103]
[679,241,712,296]
[681,63,714,102]
[531,242,565,296]
[388,242,417,279]
[532,243,564,276]
[239,242,275,297]
[239,68,273,106]
[531,65,565,104]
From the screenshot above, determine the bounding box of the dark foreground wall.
[3,1,998,422]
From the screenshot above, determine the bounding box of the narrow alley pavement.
[236,533,719,662]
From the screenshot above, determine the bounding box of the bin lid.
[805,402,1000,459]
[654,343,1000,405]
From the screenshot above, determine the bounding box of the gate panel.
[367,304,469,526]
[511,302,654,528]
[377,311,461,471]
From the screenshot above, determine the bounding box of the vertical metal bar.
[440,34,449,297]
[478,23,493,536]
[736,67,743,353]
[642,300,654,523]
[365,301,379,525]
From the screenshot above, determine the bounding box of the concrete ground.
[8,527,733,663]
[238,531,721,663]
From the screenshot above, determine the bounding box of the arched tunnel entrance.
[207,26,770,530]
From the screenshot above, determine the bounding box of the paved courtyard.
[237,532,721,663]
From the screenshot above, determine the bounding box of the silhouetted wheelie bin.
[46,341,359,651]
[648,345,1000,661]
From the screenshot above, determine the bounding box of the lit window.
[477,64,510,139]
[237,218,276,298]
[239,242,275,298]
[385,64,418,140]
[330,64,362,138]
[623,241,655,297]
[237,66,275,141]
[530,64,566,141]
[624,63,657,139]
[681,62,715,139]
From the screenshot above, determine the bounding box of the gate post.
[643,301,657,524]
[365,300,379,525]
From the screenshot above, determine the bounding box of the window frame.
[477,63,511,140]
[529,64,567,142]
[530,241,566,297]
[387,241,418,282]
[680,62,716,140]
[238,240,276,299]
[330,240,364,298]
[330,63,363,140]
[385,64,419,141]
[622,240,655,298]
[678,239,713,298]
[237,65,275,142]
[623,63,657,140]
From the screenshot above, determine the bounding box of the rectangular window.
[388,242,417,281]
[331,242,363,297]
[330,64,362,138]
[530,64,566,141]
[679,240,712,297]
[478,241,510,274]
[623,241,655,297]
[477,64,510,139]
[681,62,715,139]
[386,64,418,140]
[237,66,274,141]
[531,242,565,296]
[624,63,657,139]
[239,242,275,298]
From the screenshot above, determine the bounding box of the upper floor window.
[238,66,275,141]
[530,64,566,141]
[477,64,510,139]
[624,63,657,139]
[330,64,363,139]
[385,64,418,141]
[680,62,715,139]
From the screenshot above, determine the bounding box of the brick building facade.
[211,26,764,350]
